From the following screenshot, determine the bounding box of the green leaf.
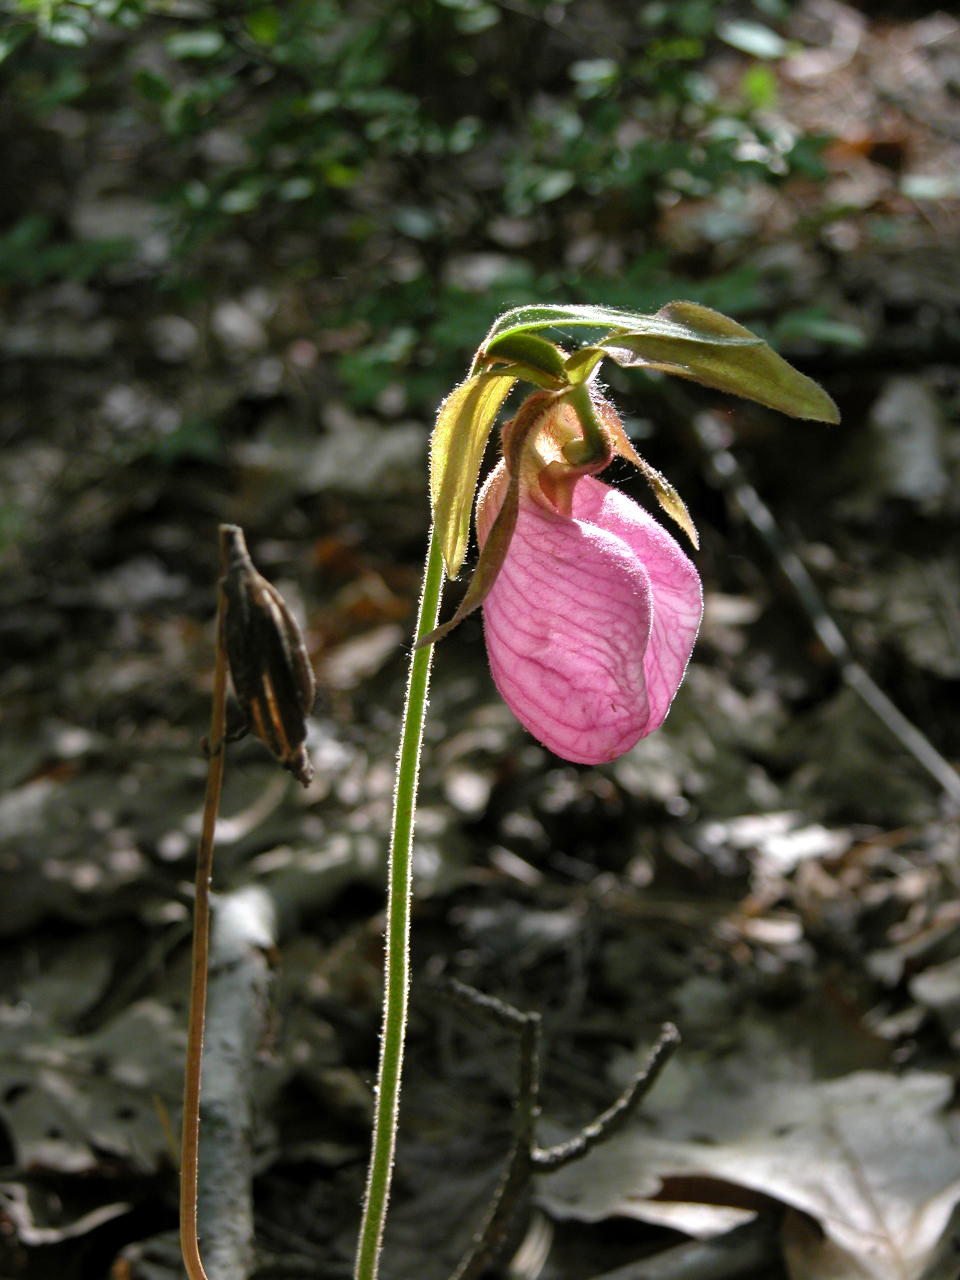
[430,372,517,579]
[740,64,778,110]
[474,301,763,367]
[134,68,172,104]
[483,331,567,383]
[475,300,838,419]
[0,24,30,62]
[481,362,565,391]
[717,19,788,59]
[165,29,225,59]
[601,301,840,422]
[245,7,281,46]
[773,309,867,351]
[46,18,88,46]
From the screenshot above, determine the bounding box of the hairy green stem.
[562,381,608,465]
[354,525,446,1280]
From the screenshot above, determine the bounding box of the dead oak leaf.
[539,1069,960,1280]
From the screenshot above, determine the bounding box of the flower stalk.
[180,530,231,1280]
[353,526,446,1280]
[181,524,315,1280]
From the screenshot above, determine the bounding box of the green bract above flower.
[428,299,839,593]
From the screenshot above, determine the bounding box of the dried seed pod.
[220,524,316,786]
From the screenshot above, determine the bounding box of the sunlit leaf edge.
[475,301,764,364]
[601,337,840,423]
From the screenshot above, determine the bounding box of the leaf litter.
[539,1022,960,1280]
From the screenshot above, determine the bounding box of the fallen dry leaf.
[539,1048,960,1280]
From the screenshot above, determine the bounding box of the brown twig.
[532,1022,680,1170]
[444,982,541,1280]
[180,526,231,1280]
[445,981,680,1280]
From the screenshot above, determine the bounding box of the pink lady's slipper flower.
[424,302,839,764]
[473,395,702,765]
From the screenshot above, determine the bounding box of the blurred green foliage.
[1,0,829,406]
[0,213,132,283]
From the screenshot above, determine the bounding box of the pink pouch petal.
[477,470,702,764]
[570,476,703,736]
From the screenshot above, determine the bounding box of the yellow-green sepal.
[600,301,840,423]
[418,391,552,648]
[430,371,517,579]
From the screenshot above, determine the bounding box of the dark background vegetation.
[1,0,959,1277]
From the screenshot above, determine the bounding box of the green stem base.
[353,525,445,1280]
